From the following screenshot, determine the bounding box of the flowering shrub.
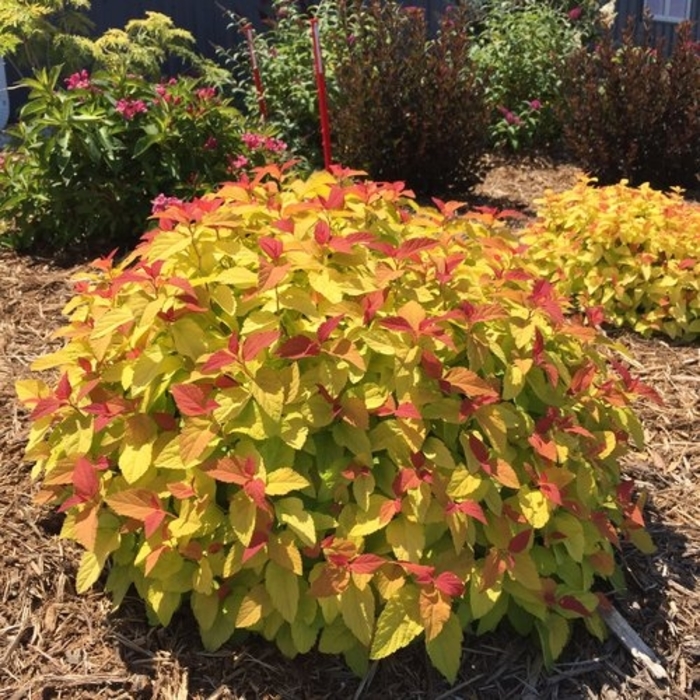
[330,1,489,194]
[522,179,700,340]
[0,67,289,253]
[19,167,655,679]
[470,0,583,150]
[558,22,700,189]
[491,100,544,152]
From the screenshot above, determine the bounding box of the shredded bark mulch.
[1,157,698,699]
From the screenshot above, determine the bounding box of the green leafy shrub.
[223,0,345,170]
[470,0,583,151]
[19,167,655,679]
[558,22,700,189]
[330,1,489,196]
[0,0,93,78]
[522,178,700,341]
[0,67,289,254]
[0,2,225,83]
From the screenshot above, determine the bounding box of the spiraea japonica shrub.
[522,178,700,341]
[558,22,700,190]
[19,167,655,680]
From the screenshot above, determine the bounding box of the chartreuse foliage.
[19,167,654,681]
[522,178,700,341]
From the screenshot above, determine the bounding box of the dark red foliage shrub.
[329,1,489,196]
[558,22,700,190]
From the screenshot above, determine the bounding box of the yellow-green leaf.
[265,467,311,496]
[386,517,425,562]
[229,491,256,546]
[370,591,422,660]
[265,560,300,623]
[76,550,104,593]
[275,497,317,547]
[426,612,463,683]
[191,590,219,631]
[340,583,375,647]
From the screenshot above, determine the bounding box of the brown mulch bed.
[1,156,698,699]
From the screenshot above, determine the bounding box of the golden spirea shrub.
[522,178,700,341]
[18,167,655,680]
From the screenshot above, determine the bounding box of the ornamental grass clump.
[522,178,700,341]
[19,167,655,680]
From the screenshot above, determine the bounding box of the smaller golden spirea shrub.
[19,167,655,680]
[522,178,700,341]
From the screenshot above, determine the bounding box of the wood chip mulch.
[0,158,698,699]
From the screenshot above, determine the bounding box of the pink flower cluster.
[203,136,219,150]
[196,87,217,101]
[65,70,91,91]
[497,105,522,126]
[151,193,184,214]
[227,154,250,172]
[115,98,149,120]
[241,132,287,153]
[568,6,582,21]
[154,79,181,105]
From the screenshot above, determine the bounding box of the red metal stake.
[310,18,332,170]
[243,23,268,121]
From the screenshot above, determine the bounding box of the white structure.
[0,57,9,130]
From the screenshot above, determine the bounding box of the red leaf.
[317,315,344,343]
[482,549,507,590]
[528,433,558,462]
[259,236,283,260]
[144,509,168,539]
[206,455,255,485]
[30,396,61,420]
[171,383,219,417]
[457,500,487,524]
[55,373,72,402]
[396,237,439,259]
[257,260,291,293]
[394,402,422,419]
[277,335,321,359]
[380,317,415,333]
[402,562,435,584]
[362,290,385,323]
[508,528,532,554]
[314,220,332,244]
[420,350,443,379]
[202,349,237,373]
[393,468,421,495]
[444,368,498,398]
[309,564,351,597]
[242,330,280,362]
[434,571,465,597]
[321,185,345,210]
[468,434,490,464]
[558,595,591,617]
[273,218,295,233]
[349,554,386,575]
[244,478,268,509]
[73,457,99,499]
[242,531,268,563]
[167,481,196,499]
[539,481,563,506]
[569,362,597,394]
